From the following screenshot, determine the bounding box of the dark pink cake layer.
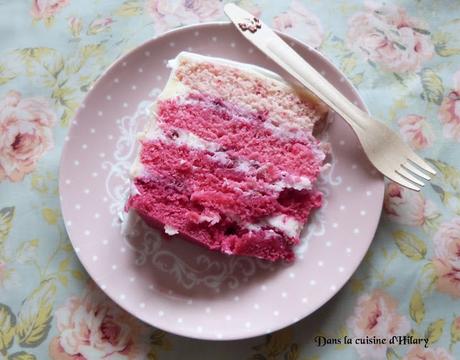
[127,139,322,261]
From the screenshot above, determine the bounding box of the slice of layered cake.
[125,52,328,262]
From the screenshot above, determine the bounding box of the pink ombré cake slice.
[126,52,328,262]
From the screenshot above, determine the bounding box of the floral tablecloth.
[1,0,460,359]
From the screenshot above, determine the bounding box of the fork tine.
[387,171,421,191]
[402,162,431,180]
[407,154,437,175]
[396,168,425,187]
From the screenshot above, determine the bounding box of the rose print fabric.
[1,0,460,359]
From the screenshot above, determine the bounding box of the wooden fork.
[225,3,436,191]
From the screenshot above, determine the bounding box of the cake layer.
[126,52,328,262]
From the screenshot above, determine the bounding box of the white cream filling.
[197,212,221,225]
[164,224,179,235]
[266,214,303,238]
[245,214,303,238]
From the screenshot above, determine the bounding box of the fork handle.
[266,39,367,132]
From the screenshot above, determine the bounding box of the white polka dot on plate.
[353,228,360,234]
[273,310,279,316]
[309,280,316,286]
[253,303,260,310]
[158,310,164,317]
[92,255,98,261]
[225,314,232,320]
[97,111,103,116]
[139,302,146,308]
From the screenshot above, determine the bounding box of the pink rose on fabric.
[147,0,223,33]
[346,1,433,73]
[49,284,147,359]
[404,345,453,360]
[432,217,460,298]
[398,115,434,150]
[272,0,324,48]
[439,70,460,141]
[88,17,113,35]
[347,289,410,359]
[384,183,438,226]
[0,91,56,182]
[32,0,70,20]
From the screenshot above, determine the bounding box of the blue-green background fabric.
[1,1,460,359]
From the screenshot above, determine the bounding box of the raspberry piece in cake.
[126,52,328,262]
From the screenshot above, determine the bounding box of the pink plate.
[59,22,384,340]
